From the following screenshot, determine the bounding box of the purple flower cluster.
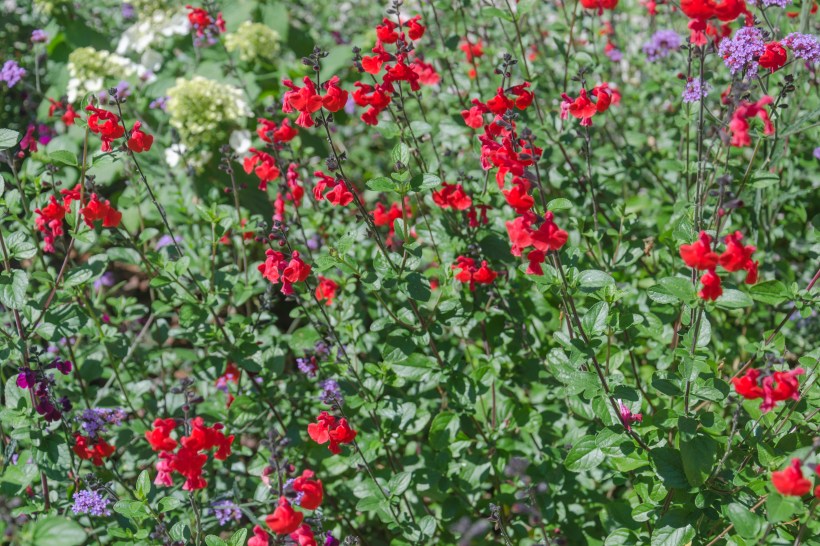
[606,47,623,62]
[682,78,712,103]
[719,27,765,77]
[642,30,681,62]
[149,96,169,111]
[1,60,26,88]
[31,30,49,43]
[72,489,112,517]
[297,355,319,377]
[78,408,127,438]
[783,33,820,63]
[319,378,343,405]
[210,500,242,525]
[100,81,130,103]
[17,359,73,422]
[814,147,820,160]
[748,0,791,6]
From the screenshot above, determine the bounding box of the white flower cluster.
[66,47,145,103]
[166,76,251,148]
[116,8,189,55]
[224,21,281,64]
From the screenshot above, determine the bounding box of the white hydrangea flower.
[66,47,145,103]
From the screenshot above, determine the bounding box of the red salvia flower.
[127,121,154,153]
[375,18,399,43]
[258,250,311,295]
[731,368,764,400]
[698,269,723,301]
[384,57,421,91]
[728,96,774,147]
[531,212,569,252]
[282,77,324,128]
[759,42,787,73]
[771,459,811,497]
[461,104,487,128]
[432,182,473,210]
[292,470,324,510]
[679,231,719,270]
[73,434,116,466]
[81,194,122,228]
[405,15,425,40]
[411,59,440,86]
[761,368,805,412]
[307,411,357,455]
[257,117,298,143]
[459,39,484,62]
[34,195,66,253]
[290,524,317,546]
[248,525,269,546]
[145,418,178,451]
[86,105,125,152]
[322,76,349,113]
[451,256,498,291]
[325,182,353,207]
[503,178,535,214]
[315,276,339,306]
[719,231,758,284]
[580,0,619,15]
[244,149,281,191]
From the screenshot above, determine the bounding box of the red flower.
[155,451,174,486]
[283,77,324,128]
[759,42,787,73]
[86,105,125,152]
[248,525,269,546]
[173,446,209,491]
[698,269,723,301]
[771,459,812,497]
[561,89,598,126]
[459,39,484,62]
[257,118,298,143]
[145,418,178,451]
[461,105,486,128]
[679,231,719,270]
[405,15,425,41]
[325,182,353,207]
[580,0,619,14]
[509,83,534,110]
[244,149,281,191]
[34,195,66,253]
[719,231,758,284]
[315,276,339,306]
[127,121,153,153]
[259,250,312,295]
[73,434,116,466]
[485,88,515,115]
[728,96,774,148]
[290,524,317,546]
[375,18,399,43]
[503,178,535,214]
[81,194,122,228]
[451,256,498,291]
[761,368,805,412]
[307,411,357,454]
[292,470,323,510]
[731,368,764,400]
[182,417,234,460]
[411,59,440,86]
[322,76,349,113]
[432,182,473,210]
[373,202,407,245]
[531,212,569,252]
[384,57,421,91]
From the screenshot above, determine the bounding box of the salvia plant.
[0,0,818,545]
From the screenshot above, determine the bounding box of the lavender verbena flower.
[306,234,323,251]
[31,29,49,43]
[682,78,712,103]
[782,33,820,63]
[719,27,766,76]
[293,491,305,506]
[72,490,112,517]
[1,60,26,88]
[314,340,330,357]
[149,96,169,111]
[747,0,791,6]
[642,30,681,62]
[813,147,820,160]
[297,356,318,377]
[100,80,130,103]
[78,408,127,438]
[155,234,176,250]
[605,47,623,62]
[210,500,242,526]
[93,272,116,291]
[319,379,343,405]
[121,3,135,19]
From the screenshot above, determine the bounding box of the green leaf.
[135,469,152,500]
[679,434,716,486]
[547,198,573,211]
[388,471,413,497]
[419,515,436,538]
[650,447,689,489]
[749,280,789,305]
[765,493,803,523]
[410,173,441,192]
[715,289,753,309]
[429,412,458,450]
[0,269,28,309]
[48,150,79,167]
[578,270,614,289]
[29,517,87,546]
[0,128,20,151]
[5,231,37,260]
[205,537,228,546]
[650,277,696,304]
[367,177,399,193]
[391,142,410,166]
[158,496,183,512]
[565,436,605,471]
[725,502,765,539]
[651,510,695,546]
[581,301,609,336]
[228,529,248,546]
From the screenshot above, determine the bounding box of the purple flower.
[210,500,242,526]
[293,491,305,506]
[325,533,340,546]
[78,408,127,438]
[605,47,623,62]
[783,33,820,63]
[748,0,791,6]
[297,356,318,377]
[72,490,112,517]
[100,80,131,103]
[813,147,820,160]
[16,368,36,389]
[642,30,681,62]
[307,234,323,251]
[314,340,330,357]
[94,272,116,291]
[31,30,49,43]
[149,96,169,111]
[719,27,765,76]
[121,3,135,19]
[155,235,177,250]
[344,94,356,116]
[54,359,73,375]
[1,60,26,88]
[682,78,712,103]
[319,379,343,405]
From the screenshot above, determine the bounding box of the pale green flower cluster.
[33,0,70,15]
[66,47,141,103]
[224,22,281,64]
[166,76,251,148]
